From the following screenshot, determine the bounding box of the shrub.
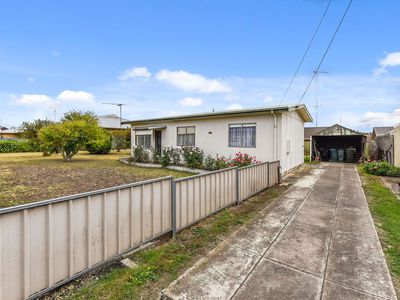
[20,119,54,154]
[363,161,400,177]
[171,147,182,165]
[204,155,216,171]
[86,130,112,154]
[132,146,149,163]
[160,146,173,167]
[214,155,231,170]
[181,146,204,169]
[231,152,259,168]
[0,139,34,153]
[304,155,311,163]
[150,147,161,164]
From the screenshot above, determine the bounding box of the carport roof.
[311,124,365,136]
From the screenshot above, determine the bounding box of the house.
[97,114,130,131]
[304,126,328,156]
[308,124,367,162]
[0,127,22,139]
[371,126,393,140]
[122,105,313,173]
[394,124,400,167]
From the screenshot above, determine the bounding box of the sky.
[0,0,399,131]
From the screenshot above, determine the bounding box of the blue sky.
[1,0,399,131]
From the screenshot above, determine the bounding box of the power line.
[298,0,353,105]
[279,0,333,105]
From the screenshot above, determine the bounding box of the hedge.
[0,139,36,153]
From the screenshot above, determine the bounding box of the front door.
[155,131,162,153]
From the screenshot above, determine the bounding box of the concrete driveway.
[162,163,397,300]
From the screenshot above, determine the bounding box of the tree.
[20,119,54,154]
[39,119,99,161]
[61,110,98,124]
[111,129,130,152]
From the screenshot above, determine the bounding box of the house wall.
[131,112,306,173]
[394,126,400,167]
[279,110,305,173]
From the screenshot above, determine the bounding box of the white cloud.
[16,94,53,105]
[226,103,243,110]
[179,97,204,107]
[56,90,95,103]
[374,51,400,75]
[155,69,232,93]
[118,67,151,80]
[361,108,400,127]
[27,77,35,83]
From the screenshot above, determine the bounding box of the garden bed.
[120,158,208,174]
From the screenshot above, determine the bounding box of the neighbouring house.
[371,126,395,163]
[97,114,130,131]
[394,124,400,167]
[371,126,393,140]
[308,124,367,163]
[304,126,329,156]
[0,127,22,139]
[122,105,313,173]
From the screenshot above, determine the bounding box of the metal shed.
[310,124,366,163]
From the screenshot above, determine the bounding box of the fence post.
[235,167,240,205]
[267,161,270,187]
[278,164,282,184]
[171,179,177,239]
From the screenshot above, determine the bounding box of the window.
[229,123,256,148]
[177,126,195,146]
[136,134,151,149]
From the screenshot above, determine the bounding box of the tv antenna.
[102,102,127,128]
[313,70,327,127]
[49,106,60,121]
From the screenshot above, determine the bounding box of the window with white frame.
[177,126,195,146]
[228,123,256,148]
[135,134,151,149]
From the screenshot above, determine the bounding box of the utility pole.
[102,102,127,128]
[313,70,328,127]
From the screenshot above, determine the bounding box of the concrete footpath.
[161,164,397,300]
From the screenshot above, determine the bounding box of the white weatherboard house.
[123,105,313,173]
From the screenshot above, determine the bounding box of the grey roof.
[372,127,393,137]
[97,114,130,129]
[0,128,21,134]
[304,127,329,140]
[123,104,313,125]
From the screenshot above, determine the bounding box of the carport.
[310,124,366,162]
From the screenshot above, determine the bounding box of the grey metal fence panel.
[0,176,173,300]
[0,160,282,300]
[238,162,270,202]
[174,167,237,231]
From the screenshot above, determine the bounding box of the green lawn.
[0,150,192,208]
[46,184,287,299]
[358,165,400,296]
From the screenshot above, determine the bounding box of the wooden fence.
[0,161,280,300]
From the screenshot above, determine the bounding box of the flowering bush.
[160,146,173,167]
[214,155,231,170]
[230,152,259,168]
[150,147,161,164]
[132,145,149,163]
[204,155,217,171]
[363,161,400,177]
[181,146,204,169]
[171,147,182,165]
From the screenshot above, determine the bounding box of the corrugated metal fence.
[0,161,280,300]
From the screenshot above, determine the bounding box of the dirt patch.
[0,151,192,207]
